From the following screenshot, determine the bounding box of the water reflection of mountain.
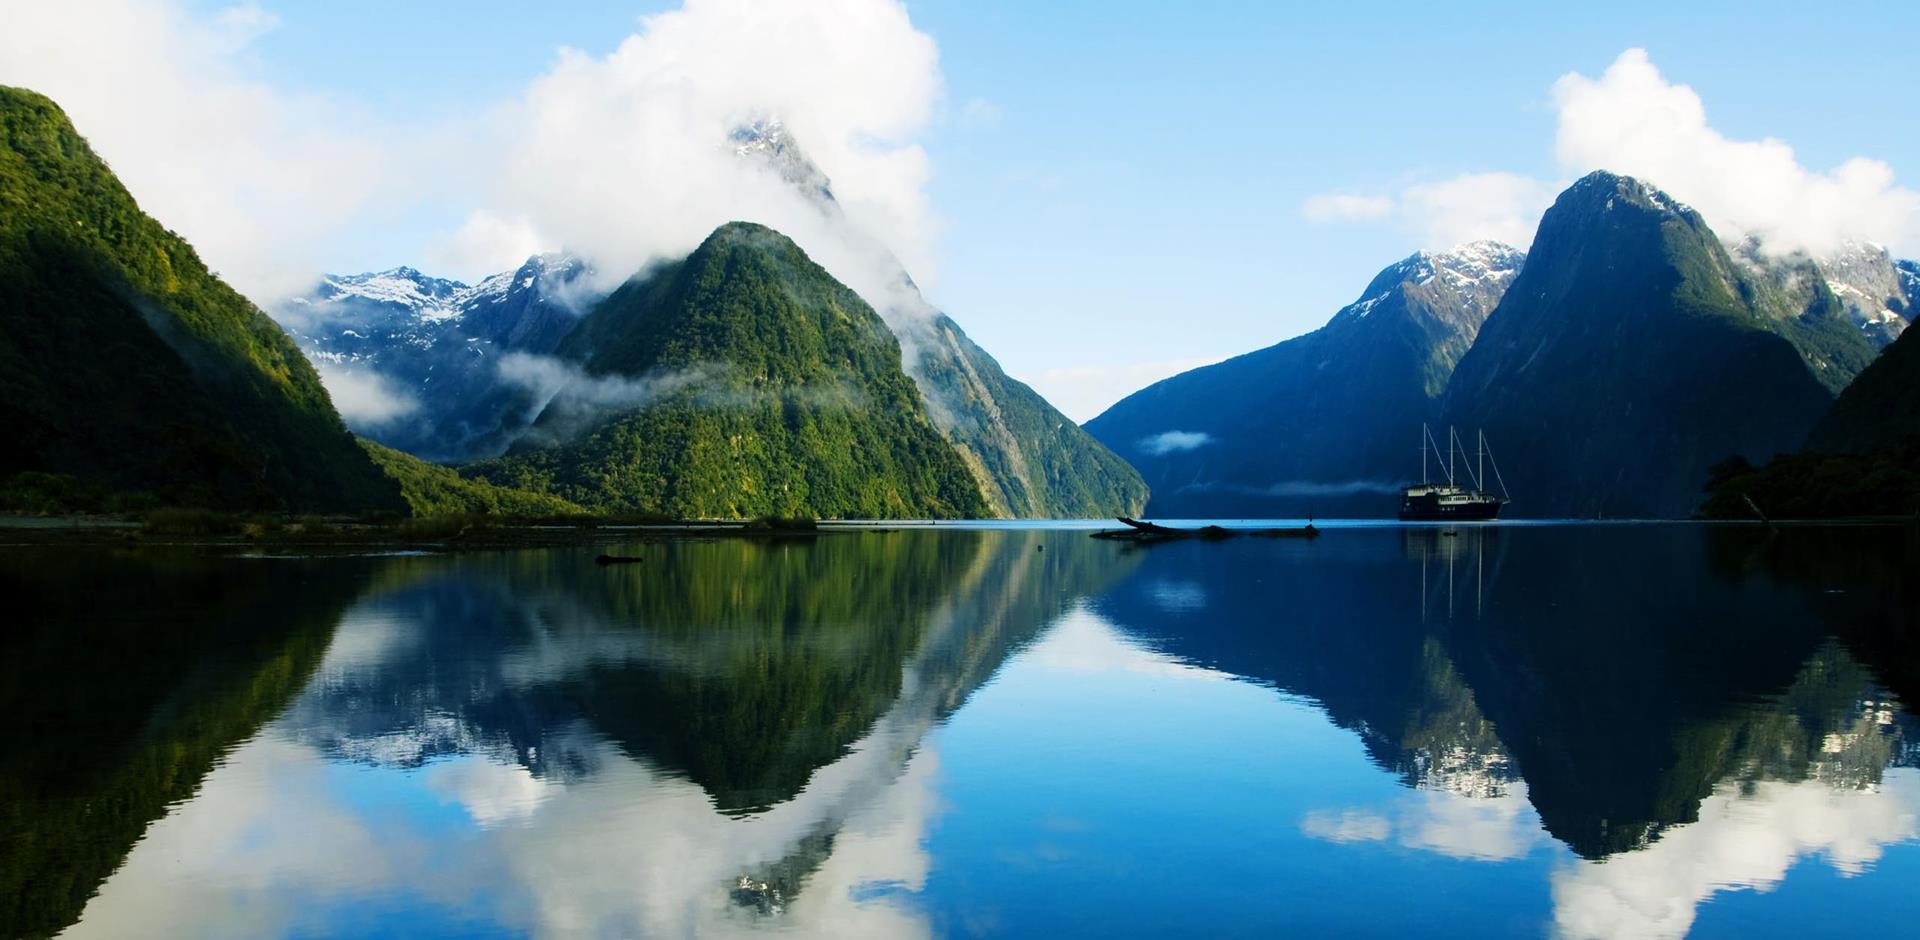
[6,531,1135,939]
[285,530,1131,814]
[1091,526,1920,860]
[0,550,374,940]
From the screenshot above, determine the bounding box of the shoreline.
[1,513,1913,557]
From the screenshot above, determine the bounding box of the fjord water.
[5,525,1919,939]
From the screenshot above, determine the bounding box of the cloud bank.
[1303,48,1920,257]
[311,362,419,426]
[1552,48,1920,257]
[447,0,943,306]
[0,1,392,301]
[1,0,947,313]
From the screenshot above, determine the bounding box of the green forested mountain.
[0,86,401,512]
[1442,172,1836,518]
[1807,314,1920,455]
[1085,242,1523,517]
[470,222,988,519]
[358,439,583,517]
[730,121,1145,518]
[1699,315,1920,519]
[905,312,1147,517]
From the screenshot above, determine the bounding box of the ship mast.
[1447,425,1455,486]
[1421,423,1428,484]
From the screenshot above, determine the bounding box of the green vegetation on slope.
[910,313,1147,517]
[0,86,401,512]
[1808,313,1920,455]
[1699,449,1920,520]
[472,222,987,519]
[358,438,583,517]
[1698,310,1920,520]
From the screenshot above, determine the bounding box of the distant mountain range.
[1092,170,1916,519]
[1086,242,1524,517]
[281,253,593,462]
[7,80,1917,522]
[279,120,1144,519]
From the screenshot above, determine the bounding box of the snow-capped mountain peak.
[317,267,468,316]
[1811,241,1913,347]
[730,119,835,206]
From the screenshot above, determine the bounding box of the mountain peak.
[318,267,467,314]
[730,119,835,206]
[1562,170,1695,219]
[1339,241,1524,327]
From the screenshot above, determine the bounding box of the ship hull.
[1398,502,1504,522]
[1398,488,1505,521]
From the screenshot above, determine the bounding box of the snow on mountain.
[1815,242,1913,348]
[1335,241,1524,328]
[730,119,836,207]
[274,253,598,461]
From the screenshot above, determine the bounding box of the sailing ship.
[1400,424,1509,521]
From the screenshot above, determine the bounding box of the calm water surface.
[5,524,1920,938]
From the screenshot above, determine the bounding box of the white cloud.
[312,362,419,426]
[1137,430,1215,456]
[2,0,949,317]
[1400,173,1561,250]
[427,211,549,281]
[0,0,392,301]
[1304,48,1920,257]
[1302,193,1394,223]
[1303,173,1560,251]
[1303,173,1560,250]
[454,0,945,308]
[1022,355,1224,423]
[1552,48,1920,257]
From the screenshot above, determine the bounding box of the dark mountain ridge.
[1441,171,1849,518]
[1085,242,1523,517]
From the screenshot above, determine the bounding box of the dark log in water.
[595,553,645,565]
[1091,517,1318,542]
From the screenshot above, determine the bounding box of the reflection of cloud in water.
[311,608,420,676]
[1147,578,1207,613]
[64,581,990,939]
[1301,808,1391,844]
[65,722,943,939]
[1021,606,1233,681]
[1301,784,1548,862]
[422,757,556,827]
[1551,771,1920,940]
[62,737,497,940]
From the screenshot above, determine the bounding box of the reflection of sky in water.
[43,528,1920,939]
[65,597,951,939]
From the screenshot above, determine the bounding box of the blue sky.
[17,0,1920,418]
